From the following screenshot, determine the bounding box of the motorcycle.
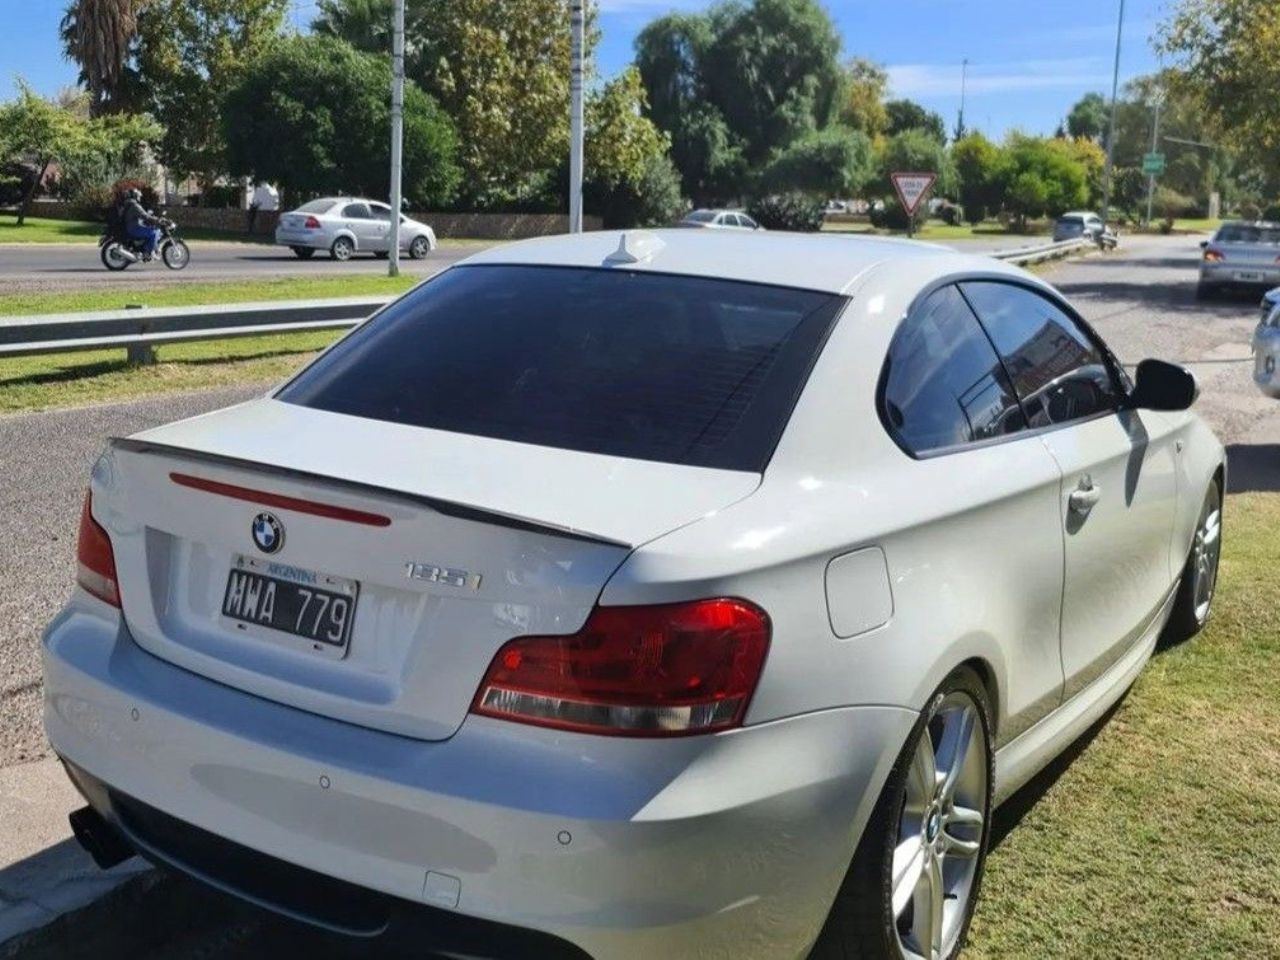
[99,215,190,271]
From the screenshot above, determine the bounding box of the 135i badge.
[406,562,481,590]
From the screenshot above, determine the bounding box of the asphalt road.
[1,233,1277,954]
[0,234,1038,292]
[0,241,476,291]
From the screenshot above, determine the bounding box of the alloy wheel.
[1191,499,1222,624]
[892,692,987,960]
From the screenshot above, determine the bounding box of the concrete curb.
[0,758,150,947]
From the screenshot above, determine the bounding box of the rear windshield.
[296,199,337,214]
[1057,216,1084,226]
[1216,224,1280,244]
[278,265,843,471]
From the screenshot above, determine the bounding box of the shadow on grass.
[0,346,319,391]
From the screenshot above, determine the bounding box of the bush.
[746,193,825,231]
[0,162,38,207]
[868,196,924,231]
[200,184,242,208]
[937,201,963,226]
[1263,203,1280,222]
[586,153,687,229]
[1153,185,1197,220]
[1239,201,1262,221]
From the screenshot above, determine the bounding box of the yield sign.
[890,172,938,217]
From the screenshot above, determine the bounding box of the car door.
[367,203,395,251]
[960,280,1180,699]
[880,284,1067,745]
[340,202,380,250]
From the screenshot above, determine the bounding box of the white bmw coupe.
[45,229,1224,960]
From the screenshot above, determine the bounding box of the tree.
[999,134,1089,228]
[884,98,947,142]
[757,126,875,197]
[316,0,591,205]
[0,81,158,223]
[951,132,1003,224]
[132,0,288,186]
[60,0,142,116]
[1050,136,1106,207]
[222,35,459,207]
[1066,92,1108,141]
[1159,0,1280,178]
[840,58,888,138]
[636,0,844,203]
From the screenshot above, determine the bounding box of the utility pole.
[955,58,968,141]
[1099,0,1125,228]
[568,0,584,233]
[1144,95,1162,227]
[387,0,405,276]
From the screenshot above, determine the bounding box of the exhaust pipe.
[69,806,135,870]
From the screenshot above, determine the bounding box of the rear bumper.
[274,229,326,249]
[1199,262,1280,287]
[43,596,913,960]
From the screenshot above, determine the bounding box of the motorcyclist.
[120,188,161,260]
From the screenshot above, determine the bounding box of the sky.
[8,0,1165,138]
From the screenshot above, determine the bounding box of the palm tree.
[60,0,141,116]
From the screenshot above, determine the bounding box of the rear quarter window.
[278,265,844,471]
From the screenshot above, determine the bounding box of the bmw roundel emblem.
[251,512,284,554]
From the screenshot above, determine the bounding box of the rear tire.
[291,246,315,260]
[330,236,355,261]
[408,235,431,260]
[100,242,130,271]
[1161,477,1222,646]
[809,667,994,960]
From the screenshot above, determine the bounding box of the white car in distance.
[46,230,1224,960]
[678,208,763,230]
[274,196,437,261]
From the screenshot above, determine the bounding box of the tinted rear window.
[278,265,843,470]
[1217,224,1280,244]
[296,199,337,214]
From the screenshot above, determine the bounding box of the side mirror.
[1129,359,1198,411]
[1199,240,1208,249]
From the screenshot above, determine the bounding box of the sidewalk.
[0,758,149,946]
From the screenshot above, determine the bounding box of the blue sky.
[10,0,1163,138]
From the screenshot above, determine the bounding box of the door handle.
[1068,477,1102,515]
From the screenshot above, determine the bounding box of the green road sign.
[1143,152,1166,175]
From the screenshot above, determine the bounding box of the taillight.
[472,599,770,736]
[303,215,321,229]
[1203,249,1225,262]
[76,491,120,608]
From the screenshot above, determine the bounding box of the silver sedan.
[275,197,437,261]
[1198,221,1280,298]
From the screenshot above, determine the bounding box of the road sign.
[1142,152,1165,175]
[890,172,938,218]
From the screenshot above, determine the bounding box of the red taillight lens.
[1203,249,1225,262]
[303,215,321,229]
[472,599,770,736]
[76,492,120,607]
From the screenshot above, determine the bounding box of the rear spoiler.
[109,437,633,549]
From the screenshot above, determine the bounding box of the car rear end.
[1200,222,1280,294]
[275,198,340,251]
[1053,215,1087,242]
[43,259,901,958]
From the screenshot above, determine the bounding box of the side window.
[369,203,392,221]
[881,285,1026,455]
[740,215,759,229]
[343,203,372,220]
[960,281,1121,429]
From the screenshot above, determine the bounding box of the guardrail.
[0,239,1096,362]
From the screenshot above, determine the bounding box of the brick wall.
[27,201,599,240]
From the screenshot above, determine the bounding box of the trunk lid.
[94,399,759,740]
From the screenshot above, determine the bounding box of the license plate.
[1235,271,1264,282]
[222,556,358,657]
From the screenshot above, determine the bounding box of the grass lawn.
[0,215,270,246]
[0,274,421,317]
[822,219,1051,240]
[0,329,339,413]
[969,490,1280,958]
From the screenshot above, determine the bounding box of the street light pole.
[956,58,968,141]
[568,0,584,233]
[387,0,405,277]
[1144,95,1162,227]
[1099,0,1125,229]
